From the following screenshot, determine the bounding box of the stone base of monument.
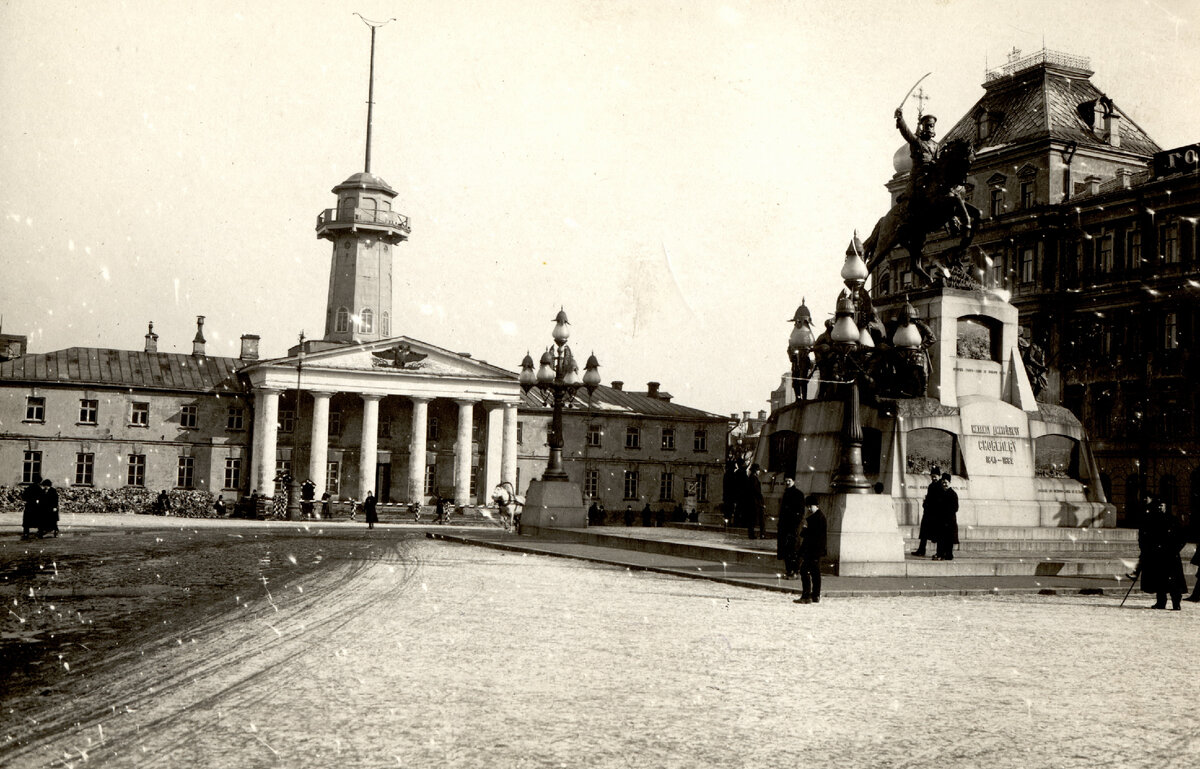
[519,479,587,533]
[822,492,907,577]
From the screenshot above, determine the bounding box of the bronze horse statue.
[863,137,981,284]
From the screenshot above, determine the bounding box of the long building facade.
[868,49,1199,530]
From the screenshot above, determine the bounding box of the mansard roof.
[943,57,1160,157]
[0,348,244,393]
[521,384,726,422]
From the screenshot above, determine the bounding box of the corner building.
[870,50,1200,529]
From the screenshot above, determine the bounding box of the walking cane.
[1119,570,1140,607]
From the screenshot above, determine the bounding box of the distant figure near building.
[796,494,827,603]
[301,479,316,518]
[39,479,60,538]
[624,505,635,527]
[745,464,765,540]
[933,474,959,561]
[364,491,378,530]
[1138,499,1186,610]
[154,489,173,516]
[776,476,805,579]
[213,495,227,517]
[321,492,332,520]
[912,467,942,557]
[642,503,652,527]
[21,477,41,540]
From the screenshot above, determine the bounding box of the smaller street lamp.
[520,309,601,481]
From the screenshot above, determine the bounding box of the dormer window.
[335,307,350,333]
[975,108,991,141]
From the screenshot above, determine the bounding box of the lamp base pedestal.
[520,479,587,534]
[823,492,906,576]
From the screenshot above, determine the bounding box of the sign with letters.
[1153,144,1200,178]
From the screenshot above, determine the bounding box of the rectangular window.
[79,399,98,424]
[586,424,602,447]
[584,469,599,498]
[75,452,94,486]
[326,461,340,496]
[275,459,291,479]
[469,467,478,496]
[226,405,245,431]
[423,464,435,496]
[1019,246,1035,283]
[127,454,146,487]
[623,470,639,500]
[25,396,45,422]
[661,428,675,451]
[517,421,524,445]
[23,451,42,484]
[427,416,439,442]
[1098,235,1114,274]
[329,410,342,436]
[177,456,195,489]
[1127,229,1142,268]
[1162,312,1179,350]
[1160,222,1180,264]
[990,189,1004,217]
[693,429,708,452]
[224,458,242,490]
[659,472,674,501]
[379,419,391,439]
[180,404,198,429]
[625,427,641,450]
[696,473,709,503]
[130,401,149,427]
[1020,181,1034,209]
[278,409,295,434]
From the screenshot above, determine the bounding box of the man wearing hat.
[911,465,942,557]
[896,107,940,205]
[796,494,827,604]
[776,476,805,579]
[744,463,765,540]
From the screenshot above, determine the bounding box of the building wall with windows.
[869,50,1200,529]
[515,382,728,520]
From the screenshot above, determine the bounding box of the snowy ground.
[3,537,1196,768]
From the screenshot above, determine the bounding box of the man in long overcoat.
[933,473,959,561]
[745,464,765,540]
[364,491,379,530]
[1138,499,1186,610]
[21,478,41,540]
[912,466,942,557]
[38,478,60,538]
[797,494,827,603]
[776,476,805,579]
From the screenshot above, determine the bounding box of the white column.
[251,387,281,496]
[454,399,475,505]
[359,394,382,501]
[501,401,519,488]
[408,397,430,502]
[483,403,504,499]
[308,391,333,497]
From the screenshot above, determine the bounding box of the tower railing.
[985,49,1091,82]
[316,207,411,233]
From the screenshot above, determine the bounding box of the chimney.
[743,411,750,421]
[730,413,738,421]
[758,410,767,420]
[647,381,660,398]
[144,321,159,353]
[1084,175,1101,196]
[1116,168,1133,189]
[240,334,260,361]
[192,316,206,357]
[611,381,623,391]
[1102,103,1120,148]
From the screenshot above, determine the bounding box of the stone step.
[897,524,1139,542]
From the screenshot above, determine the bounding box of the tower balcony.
[316,207,411,243]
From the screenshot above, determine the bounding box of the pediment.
[255,336,516,381]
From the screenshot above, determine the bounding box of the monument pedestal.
[520,479,587,534]
[824,492,906,576]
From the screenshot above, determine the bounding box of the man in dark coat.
[745,464,765,540]
[796,494,827,603]
[300,479,316,518]
[364,491,379,530]
[775,476,805,579]
[641,503,652,527]
[624,504,635,527]
[933,473,959,561]
[1138,499,1186,610]
[587,501,601,526]
[21,477,41,540]
[912,466,942,556]
[38,478,60,538]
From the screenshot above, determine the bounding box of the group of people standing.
[911,467,960,560]
[775,476,827,603]
[724,461,767,539]
[1134,495,1199,611]
[20,477,60,540]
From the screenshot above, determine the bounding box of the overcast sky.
[2,0,1198,415]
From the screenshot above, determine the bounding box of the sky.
[2,0,1198,415]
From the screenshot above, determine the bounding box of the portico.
[242,337,521,506]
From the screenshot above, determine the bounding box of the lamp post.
[829,237,872,493]
[520,309,601,481]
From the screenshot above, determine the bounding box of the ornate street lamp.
[520,309,601,481]
[829,292,871,493]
